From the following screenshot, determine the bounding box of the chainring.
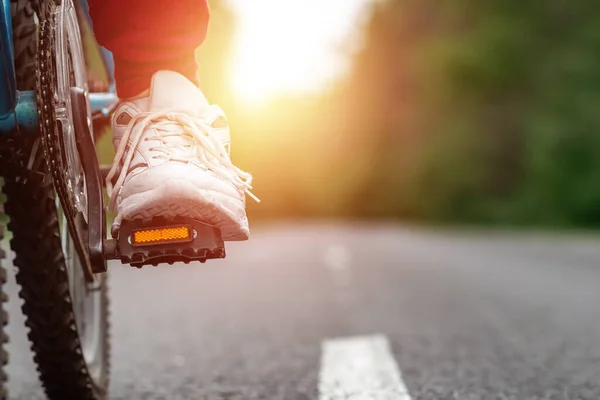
[36,4,94,279]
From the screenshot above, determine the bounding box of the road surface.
[4,223,600,399]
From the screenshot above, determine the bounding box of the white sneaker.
[105,71,258,241]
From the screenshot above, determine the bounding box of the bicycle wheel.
[1,0,110,398]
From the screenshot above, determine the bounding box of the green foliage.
[344,0,600,226]
[94,0,600,226]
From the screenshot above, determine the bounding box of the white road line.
[323,244,351,271]
[323,244,352,288]
[319,334,412,400]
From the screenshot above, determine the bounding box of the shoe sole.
[112,179,249,241]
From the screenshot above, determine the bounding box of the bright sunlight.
[228,0,373,104]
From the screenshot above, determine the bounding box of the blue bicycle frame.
[0,0,119,135]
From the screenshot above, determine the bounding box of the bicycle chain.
[36,7,94,279]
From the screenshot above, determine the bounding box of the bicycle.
[0,0,226,398]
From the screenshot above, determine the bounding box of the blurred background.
[99,0,600,228]
[8,2,600,398]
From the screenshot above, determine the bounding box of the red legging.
[87,0,210,98]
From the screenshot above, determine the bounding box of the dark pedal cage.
[105,217,226,268]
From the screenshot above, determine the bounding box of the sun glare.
[228,0,372,105]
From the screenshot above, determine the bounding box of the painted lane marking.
[323,244,352,271]
[323,244,352,288]
[319,334,412,400]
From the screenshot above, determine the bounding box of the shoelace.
[106,109,260,211]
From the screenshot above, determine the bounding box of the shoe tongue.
[147,71,209,116]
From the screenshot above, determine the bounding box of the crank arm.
[71,87,107,275]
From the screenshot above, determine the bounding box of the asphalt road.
[4,223,600,399]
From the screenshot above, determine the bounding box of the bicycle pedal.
[110,217,225,268]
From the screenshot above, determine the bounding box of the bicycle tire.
[2,1,110,398]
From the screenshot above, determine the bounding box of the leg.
[87,0,257,246]
[87,0,210,98]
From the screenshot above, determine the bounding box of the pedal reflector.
[132,225,192,246]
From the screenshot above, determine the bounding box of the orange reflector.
[132,226,192,246]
